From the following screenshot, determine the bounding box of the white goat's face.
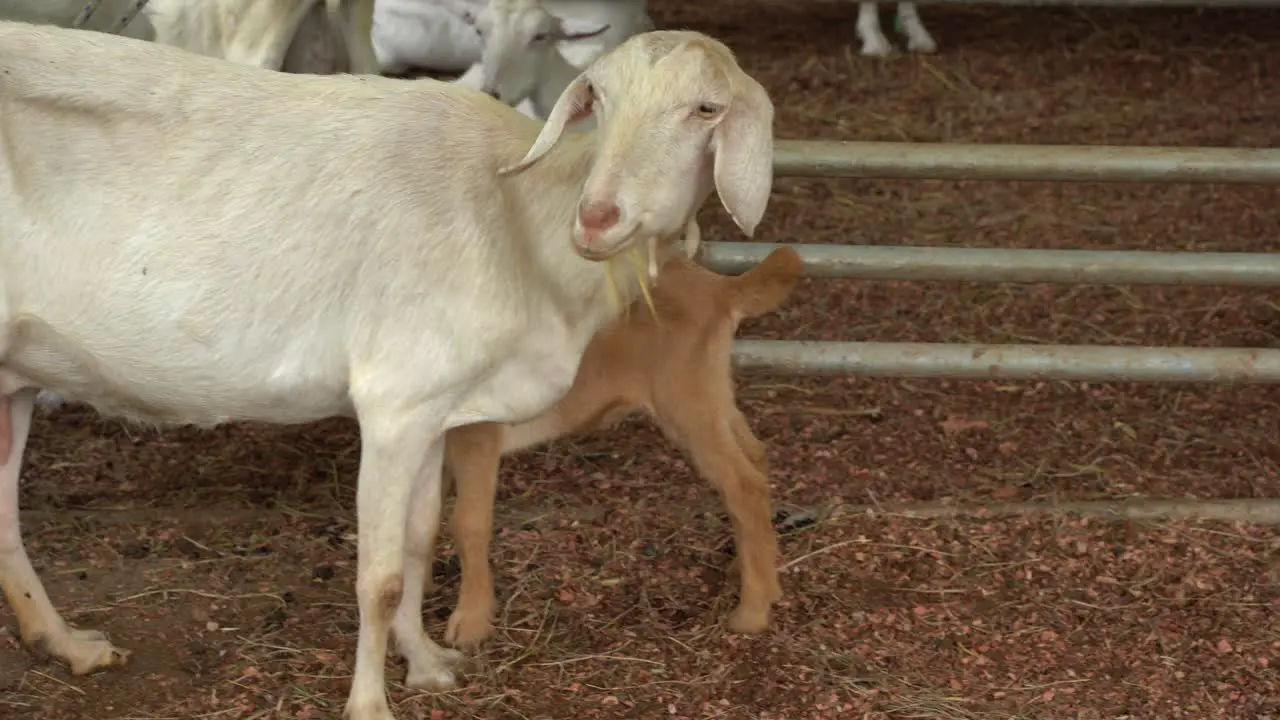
[461,0,608,105]
[501,31,776,262]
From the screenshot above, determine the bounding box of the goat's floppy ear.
[710,75,775,237]
[499,74,594,176]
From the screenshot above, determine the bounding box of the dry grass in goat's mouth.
[602,236,660,319]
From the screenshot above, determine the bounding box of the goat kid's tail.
[728,246,804,319]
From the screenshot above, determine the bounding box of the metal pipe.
[732,340,1280,383]
[905,0,1280,5]
[702,242,1280,286]
[774,140,1280,183]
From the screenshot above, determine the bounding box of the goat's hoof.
[28,627,130,675]
[727,606,772,635]
[859,40,895,57]
[343,698,398,720]
[445,608,494,649]
[404,647,463,692]
[908,36,938,53]
[58,628,131,676]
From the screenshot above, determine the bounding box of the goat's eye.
[694,103,722,120]
[532,32,549,42]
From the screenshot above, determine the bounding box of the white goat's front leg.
[390,439,463,691]
[0,392,130,675]
[856,2,894,57]
[896,2,936,53]
[344,408,445,720]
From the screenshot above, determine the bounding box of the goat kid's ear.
[498,74,594,176]
[711,75,775,237]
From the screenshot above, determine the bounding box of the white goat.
[143,0,380,73]
[372,0,650,76]
[0,0,154,38]
[373,0,485,74]
[854,1,936,57]
[542,0,651,68]
[0,21,773,720]
[452,0,609,122]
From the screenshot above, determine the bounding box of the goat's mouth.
[572,225,641,262]
[575,239,637,262]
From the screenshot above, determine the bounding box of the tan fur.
[440,246,804,648]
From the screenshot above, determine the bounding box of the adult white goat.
[452,0,609,121]
[854,1,936,57]
[373,0,650,75]
[0,0,154,39]
[0,20,773,720]
[143,0,380,73]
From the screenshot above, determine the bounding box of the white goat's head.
[451,0,609,104]
[501,30,775,262]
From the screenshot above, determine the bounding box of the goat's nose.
[578,200,621,233]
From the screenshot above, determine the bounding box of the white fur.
[0,23,773,720]
[372,0,650,75]
[373,0,485,73]
[0,0,155,38]
[542,0,651,68]
[854,1,936,57]
[143,0,380,73]
[453,0,601,122]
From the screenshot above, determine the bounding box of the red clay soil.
[3,2,1279,719]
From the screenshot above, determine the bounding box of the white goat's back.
[0,0,155,39]
[0,21,538,424]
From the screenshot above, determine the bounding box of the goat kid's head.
[453,0,609,104]
[501,30,775,263]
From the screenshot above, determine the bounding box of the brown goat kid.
[439,246,804,649]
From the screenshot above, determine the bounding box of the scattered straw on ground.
[3,3,1279,718]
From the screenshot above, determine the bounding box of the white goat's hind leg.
[390,440,463,691]
[896,2,937,53]
[0,393,130,675]
[344,411,444,720]
[856,2,895,57]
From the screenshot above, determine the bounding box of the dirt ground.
[3,2,1280,718]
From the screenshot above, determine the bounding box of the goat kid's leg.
[662,411,781,634]
[896,2,937,53]
[729,409,769,475]
[443,423,502,649]
[0,393,130,675]
[344,411,445,720]
[389,438,463,691]
[856,2,895,57]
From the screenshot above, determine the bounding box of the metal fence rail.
[705,243,1280,286]
[725,140,1280,383]
[902,0,1279,5]
[905,0,1279,5]
[774,141,1280,183]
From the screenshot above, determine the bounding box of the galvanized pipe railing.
[704,243,1280,286]
[726,140,1280,383]
[773,140,1280,184]
[734,341,1280,383]
[903,0,1279,5]
[902,0,1278,5]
